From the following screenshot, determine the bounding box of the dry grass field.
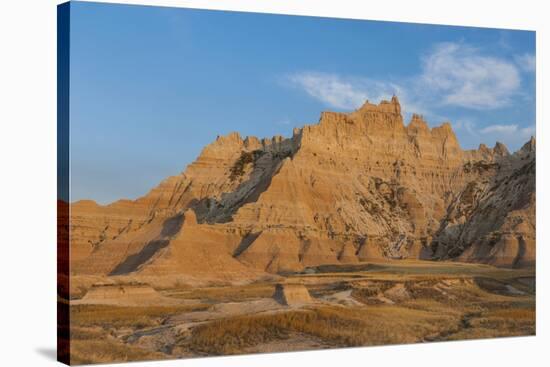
[67,261,535,364]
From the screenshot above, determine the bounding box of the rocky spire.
[407,113,429,134]
[521,136,536,153]
[516,136,536,159]
[391,95,401,115]
[493,142,510,157]
[353,96,401,116]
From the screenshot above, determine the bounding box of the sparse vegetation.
[229,150,265,181]
[68,262,535,364]
[165,282,275,302]
[71,304,209,328]
[71,338,166,365]
[182,304,464,355]
[69,303,211,363]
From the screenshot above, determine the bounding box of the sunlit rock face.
[70,96,536,278]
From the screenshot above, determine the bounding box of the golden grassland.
[68,261,535,364]
[70,339,166,365]
[182,300,534,355]
[184,305,455,355]
[71,304,209,328]
[163,282,276,302]
[69,304,210,364]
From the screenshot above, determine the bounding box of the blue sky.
[69,1,536,204]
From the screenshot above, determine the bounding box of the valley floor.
[66,261,535,365]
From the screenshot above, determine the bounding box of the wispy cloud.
[287,72,366,110]
[286,72,393,110]
[480,124,535,137]
[285,72,429,118]
[285,42,523,113]
[453,118,478,136]
[276,117,292,126]
[514,53,536,73]
[480,124,519,134]
[520,125,536,137]
[450,118,534,151]
[477,123,535,150]
[284,42,533,151]
[420,43,521,109]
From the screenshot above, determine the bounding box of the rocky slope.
[430,137,535,267]
[69,96,535,278]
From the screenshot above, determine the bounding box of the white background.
[0,0,547,365]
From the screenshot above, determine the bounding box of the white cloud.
[287,72,366,110]
[514,53,536,73]
[450,118,534,151]
[453,119,477,136]
[286,72,391,110]
[477,123,535,151]
[420,43,521,109]
[286,42,523,114]
[285,72,430,118]
[479,124,535,139]
[480,124,519,134]
[519,125,536,137]
[284,43,532,151]
[276,118,292,125]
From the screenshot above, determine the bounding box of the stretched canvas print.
[57,1,536,365]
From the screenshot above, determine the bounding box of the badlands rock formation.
[70,96,535,279]
[75,283,184,306]
[273,283,313,306]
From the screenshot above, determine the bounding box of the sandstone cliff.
[70,96,535,278]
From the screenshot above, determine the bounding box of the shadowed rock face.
[273,283,313,306]
[430,138,535,267]
[70,96,535,278]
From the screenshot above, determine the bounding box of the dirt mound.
[383,283,411,302]
[273,283,312,306]
[76,283,181,306]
